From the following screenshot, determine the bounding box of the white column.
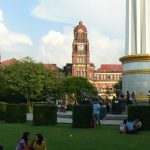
[135,0,142,54]
[125,0,150,55]
[125,0,136,55]
[142,0,150,53]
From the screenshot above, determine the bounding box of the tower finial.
[79,21,82,25]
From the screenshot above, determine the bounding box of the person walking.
[131,92,136,104]
[93,100,101,128]
[126,91,130,105]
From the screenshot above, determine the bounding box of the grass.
[0,122,150,150]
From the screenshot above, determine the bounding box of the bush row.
[0,103,106,128]
[72,105,106,128]
[73,105,92,128]
[0,102,7,120]
[33,104,57,126]
[0,103,57,125]
[111,99,126,114]
[5,104,27,123]
[128,105,150,130]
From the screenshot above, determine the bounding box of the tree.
[61,76,97,102]
[114,80,122,98]
[0,57,64,104]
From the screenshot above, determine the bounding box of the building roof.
[96,64,122,73]
[43,64,58,71]
[1,58,17,65]
[1,58,58,71]
[74,21,87,32]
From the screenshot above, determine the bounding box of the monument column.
[120,0,150,101]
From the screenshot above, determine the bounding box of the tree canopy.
[0,57,98,104]
[61,76,97,101]
[114,80,122,98]
[0,57,63,103]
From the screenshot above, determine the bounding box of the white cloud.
[37,27,124,68]
[37,28,73,67]
[31,0,125,38]
[0,9,4,21]
[0,10,32,54]
[89,29,124,68]
[32,0,125,68]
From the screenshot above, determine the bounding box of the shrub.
[128,105,150,130]
[66,104,73,111]
[33,104,57,126]
[111,99,126,114]
[72,105,92,128]
[5,104,27,123]
[0,102,7,121]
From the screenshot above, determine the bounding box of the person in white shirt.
[93,100,101,128]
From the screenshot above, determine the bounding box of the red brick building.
[1,58,16,65]
[71,22,122,99]
[1,58,58,71]
[94,64,122,99]
[72,21,95,80]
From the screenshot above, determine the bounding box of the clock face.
[77,44,84,51]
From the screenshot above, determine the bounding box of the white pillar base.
[120,54,150,101]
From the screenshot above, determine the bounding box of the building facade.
[94,64,122,99]
[72,21,95,80]
[71,22,122,99]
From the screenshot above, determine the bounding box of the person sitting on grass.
[31,134,47,150]
[16,131,31,150]
[133,118,142,131]
[120,119,142,134]
[120,119,128,133]
[126,120,137,133]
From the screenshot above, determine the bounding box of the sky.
[0,0,125,68]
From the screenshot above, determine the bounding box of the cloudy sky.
[0,0,125,68]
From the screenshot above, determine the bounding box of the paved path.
[57,118,122,125]
[27,111,123,125]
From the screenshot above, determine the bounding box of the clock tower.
[72,21,94,80]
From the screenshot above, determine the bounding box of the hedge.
[0,102,7,121]
[128,105,150,130]
[112,99,126,114]
[72,105,92,128]
[33,104,57,126]
[66,104,73,111]
[5,104,27,123]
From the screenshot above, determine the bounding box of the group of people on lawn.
[16,132,47,150]
[120,119,142,134]
[16,93,141,149]
[92,91,143,133]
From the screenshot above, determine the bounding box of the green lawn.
[0,122,150,150]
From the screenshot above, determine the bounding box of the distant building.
[63,63,72,76]
[71,21,95,80]
[94,64,122,99]
[63,21,122,99]
[1,58,59,71]
[1,58,16,65]
[43,64,59,71]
